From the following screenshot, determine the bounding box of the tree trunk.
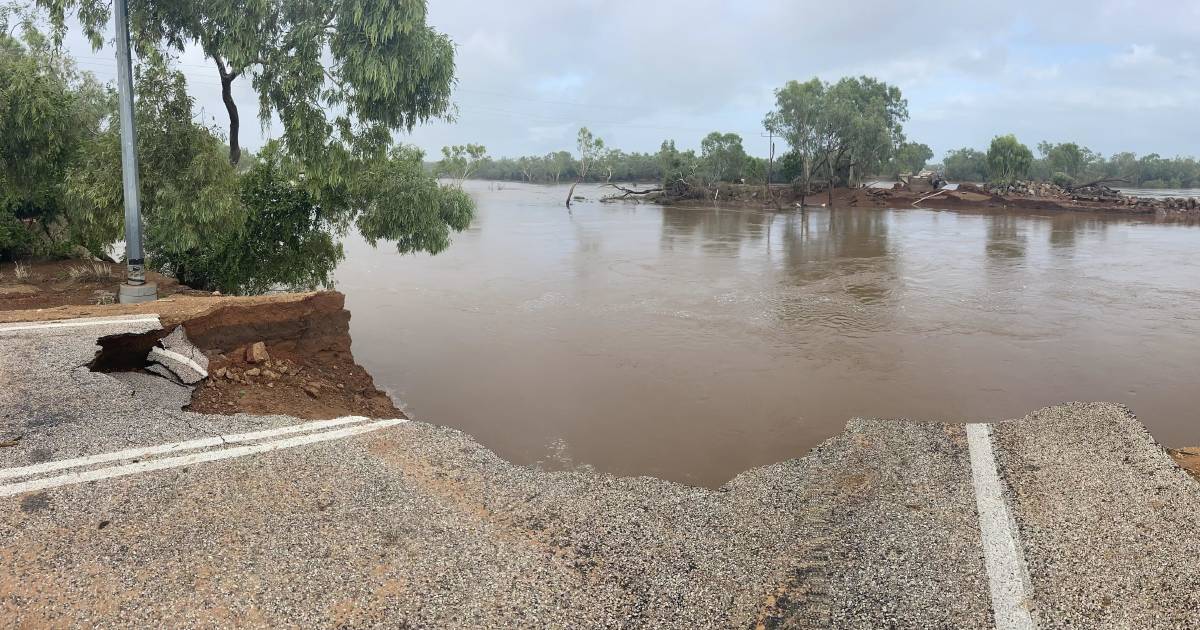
[826,153,835,207]
[215,58,241,165]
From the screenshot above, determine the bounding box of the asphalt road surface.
[2,316,1198,628]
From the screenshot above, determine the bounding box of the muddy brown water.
[335,181,1200,487]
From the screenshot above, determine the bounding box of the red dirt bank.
[0,280,401,421]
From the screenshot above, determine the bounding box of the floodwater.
[335,181,1200,487]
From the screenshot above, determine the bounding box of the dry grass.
[12,262,31,281]
[66,261,116,282]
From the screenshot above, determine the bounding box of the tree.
[0,22,112,259]
[892,142,933,175]
[819,76,908,199]
[767,76,907,206]
[575,127,602,181]
[699,132,747,184]
[66,58,247,285]
[437,144,487,184]
[547,151,572,184]
[943,148,987,182]
[38,0,458,170]
[765,78,825,207]
[986,135,1034,184]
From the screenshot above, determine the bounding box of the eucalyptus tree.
[37,0,457,169]
[36,0,474,272]
[437,144,488,184]
[0,22,113,259]
[765,78,825,207]
[699,132,747,184]
[892,142,934,175]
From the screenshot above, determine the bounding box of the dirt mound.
[62,291,403,421]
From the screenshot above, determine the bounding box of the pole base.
[118,281,158,304]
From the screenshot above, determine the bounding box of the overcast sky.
[54,0,1200,161]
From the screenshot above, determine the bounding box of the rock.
[336,383,345,390]
[262,369,279,380]
[303,383,321,398]
[215,367,228,379]
[245,342,270,364]
[245,368,261,377]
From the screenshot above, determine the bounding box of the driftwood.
[565,181,580,208]
[1069,177,1128,191]
[600,183,664,201]
[911,189,947,207]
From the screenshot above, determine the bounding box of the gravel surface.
[2,318,1198,628]
[992,402,1200,627]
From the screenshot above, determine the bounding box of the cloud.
[45,0,1200,161]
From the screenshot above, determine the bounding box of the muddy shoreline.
[633,182,1200,220]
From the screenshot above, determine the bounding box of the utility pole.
[760,130,776,204]
[114,0,157,304]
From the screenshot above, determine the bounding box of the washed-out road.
[2,316,1198,628]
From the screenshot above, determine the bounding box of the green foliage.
[699,132,747,183]
[986,135,1034,184]
[1036,141,1096,179]
[765,75,907,192]
[68,59,243,270]
[656,140,698,191]
[15,0,475,290]
[352,145,474,255]
[437,144,488,183]
[38,0,457,173]
[1050,172,1075,188]
[0,24,112,259]
[892,142,933,175]
[942,148,989,182]
[576,127,603,180]
[167,143,343,293]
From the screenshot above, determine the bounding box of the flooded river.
[335,181,1200,487]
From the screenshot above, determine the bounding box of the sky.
[46,0,1200,161]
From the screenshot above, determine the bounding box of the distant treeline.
[436,75,1198,194]
[941,141,1200,188]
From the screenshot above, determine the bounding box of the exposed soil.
[1168,448,1200,481]
[1,283,402,421]
[0,259,196,311]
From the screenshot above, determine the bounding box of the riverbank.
[0,272,400,421]
[608,181,1200,218]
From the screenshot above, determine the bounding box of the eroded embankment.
[83,292,402,420]
[613,182,1200,219]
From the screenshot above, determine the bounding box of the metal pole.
[113,0,156,303]
[114,0,144,285]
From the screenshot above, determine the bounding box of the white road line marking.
[149,346,209,378]
[0,315,161,333]
[0,416,371,481]
[966,423,1038,630]
[0,418,406,498]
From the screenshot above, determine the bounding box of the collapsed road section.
[1,311,1199,627]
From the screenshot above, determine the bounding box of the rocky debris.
[984,180,1200,214]
[303,382,321,398]
[245,341,270,364]
[147,326,209,385]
